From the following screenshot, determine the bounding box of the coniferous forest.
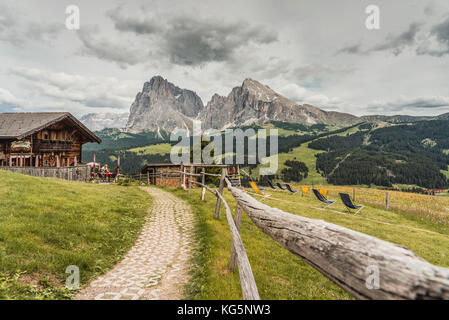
[311,120,449,189]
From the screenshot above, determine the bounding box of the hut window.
[43,131,49,140]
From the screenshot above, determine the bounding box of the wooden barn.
[0,112,101,167]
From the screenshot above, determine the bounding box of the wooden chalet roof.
[0,112,101,143]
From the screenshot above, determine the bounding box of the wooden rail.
[186,171,260,300]
[225,181,449,300]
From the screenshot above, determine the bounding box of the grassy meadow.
[252,123,362,185]
[0,170,151,299]
[128,143,173,155]
[166,183,449,300]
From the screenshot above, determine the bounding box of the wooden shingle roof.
[0,112,101,143]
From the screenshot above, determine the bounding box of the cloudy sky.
[1,0,449,117]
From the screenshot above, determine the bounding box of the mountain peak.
[198,78,359,129]
[127,76,204,132]
[241,78,279,102]
[143,75,169,91]
[242,77,270,90]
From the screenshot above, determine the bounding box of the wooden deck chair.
[249,181,270,198]
[312,189,336,208]
[339,193,363,214]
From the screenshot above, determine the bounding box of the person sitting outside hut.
[103,164,111,182]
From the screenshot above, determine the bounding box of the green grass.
[253,125,362,185]
[441,166,449,179]
[166,184,449,300]
[129,143,172,155]
[168,187,350,300]
[0,170,151,299]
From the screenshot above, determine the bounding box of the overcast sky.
[1,0,449,117]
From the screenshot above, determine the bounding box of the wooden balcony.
[35,140,73,152]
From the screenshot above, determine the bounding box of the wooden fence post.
[179,163,184,188]
[188,166,193,196]
[214,168,226,219]
[182,166,187,189]
[147,172,150,184]
[139,173,142,185]
[201,167,206,201]
[386,192,390,210]
[229,203,243,271]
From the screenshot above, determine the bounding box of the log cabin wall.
[0,114,100,169]
[31,122,84,167]
[142,165,197,187]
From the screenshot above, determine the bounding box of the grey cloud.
[417,17,449,56]
[107,9,278,66]
[107,8,161,35]
[292,64,355,83]
[0,4,62,46]
[26,22,62,41]
[10,66,133,109]
[339,18,449,58]
[368,96,449,112]
[337,23,422,56]
[432,17,449,44]
[336,44,362,55]
[372,23,422,55]
[77,27,147,68]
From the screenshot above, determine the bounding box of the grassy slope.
[254,125,361,185]
[168,184,449,300]
[128,143,172,155]
[0,170,151,299]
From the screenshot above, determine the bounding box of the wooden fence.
[119,169,449,300]
[0,165,91,182]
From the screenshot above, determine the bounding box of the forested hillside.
[310,120,449,189]
[82,120,449,189]
[82,128,173,172]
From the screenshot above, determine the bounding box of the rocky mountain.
[79,112,129,131]
[126,76,204,134]
[82,77,449,134]
[198,78,359,129]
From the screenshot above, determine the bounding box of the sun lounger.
[267,180,277,190]
[225,176,240,187]
[312,189,336,208]
[339,193,363,214]
[276,182,287,190]
[249,181,270,198]
[285,183,298,193]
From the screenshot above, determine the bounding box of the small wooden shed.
[141,163,232,187]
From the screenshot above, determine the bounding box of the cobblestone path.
[76,187,194,300]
